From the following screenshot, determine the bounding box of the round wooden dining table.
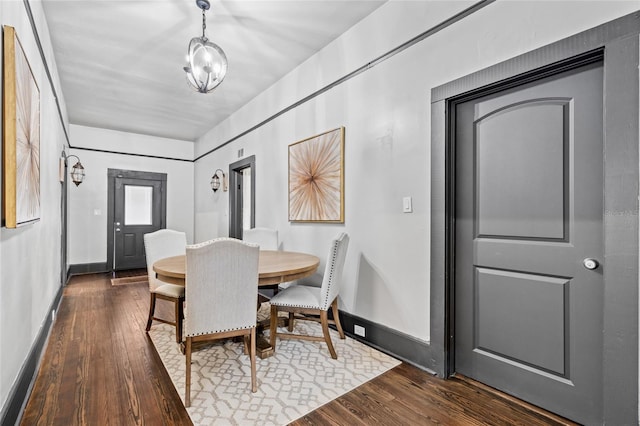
[152,250,320,287]
[152,250,320,358]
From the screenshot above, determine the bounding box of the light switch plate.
[403,196,413,213]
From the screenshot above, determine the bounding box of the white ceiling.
[41,0,387,142]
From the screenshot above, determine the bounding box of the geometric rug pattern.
[148,303,401,425]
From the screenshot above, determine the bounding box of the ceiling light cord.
[202,8,207,40]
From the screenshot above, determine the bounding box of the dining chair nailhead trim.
[271,302,319,309]
[323,240,339,308]
[186,325,256,337]
[187,237,259,250]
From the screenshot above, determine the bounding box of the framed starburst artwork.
[288,127,344,223]
[3,26,40,228]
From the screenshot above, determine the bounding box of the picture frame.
[3,26,41,228]
[288,127,344,223]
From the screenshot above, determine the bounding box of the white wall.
[194,141,236,242]
[194,1,640,342]
[0,0,69,413]
[67,125,195,265]
[71,124,193,160]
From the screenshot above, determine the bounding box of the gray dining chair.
[184,238,260,407]
[143,229,187,343]
[269,232,348,359]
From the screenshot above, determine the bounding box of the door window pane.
[124,185,153,225]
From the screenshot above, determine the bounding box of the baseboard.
[334,310,439,375]
[0,285,63,426]
[68,262,109,276]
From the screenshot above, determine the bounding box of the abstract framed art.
[288,127,344,223]
[3,26,40,228]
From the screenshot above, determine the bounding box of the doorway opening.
[228,155,255,239]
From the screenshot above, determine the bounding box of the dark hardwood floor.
[21,272,577,425]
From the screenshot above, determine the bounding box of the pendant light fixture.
[183,0,228,93]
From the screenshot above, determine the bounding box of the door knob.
[583,258,599,270]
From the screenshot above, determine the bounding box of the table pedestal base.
[256,337,274,359]
[256,315,290,359]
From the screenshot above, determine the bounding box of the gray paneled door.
[454,61,603,424]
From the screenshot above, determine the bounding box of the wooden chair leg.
[287,312,295,332]
[185,336,192,407]
[243,335,249,355]
[321,310,337,359]
[145,293,157,332]
[269,305,278,350]
[331,299,345,339]
[250,328,257,393]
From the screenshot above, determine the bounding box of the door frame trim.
[228,156,256,239]
[106,169,167,271]
[430,13,639,424]
[61,151,69,284]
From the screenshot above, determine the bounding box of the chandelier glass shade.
[183,0,227,94]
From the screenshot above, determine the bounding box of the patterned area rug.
[148,303,401,425]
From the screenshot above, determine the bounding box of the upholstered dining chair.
[244,227,282,299]
[243,227,278,250]
[184,238,260,407]
[269,232,349,359]
[143,229,187,343]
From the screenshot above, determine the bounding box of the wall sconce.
[210,169,227,192]
[62,152,85,186]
